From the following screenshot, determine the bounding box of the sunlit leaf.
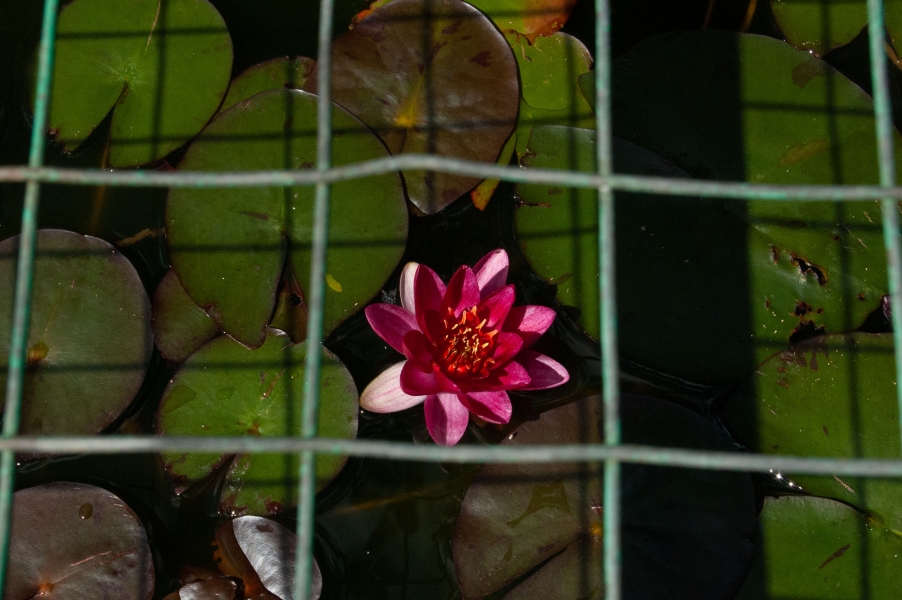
[152,268,219,364]
[722,333,902,535]
[310,0,519,214]
[0,229,152,435]
[167,89,408,348]
[734,496,902,599]
[6,482,154,600]
[220,56,315,113]
[215,516,321,600]
[453,395,755,599]
[47,0,233,166]
[156,333,358,516]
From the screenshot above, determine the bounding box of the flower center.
[438,306,498,377]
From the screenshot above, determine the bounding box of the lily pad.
[166,88,408,349]
[220,56,315,113]
[162,579,238,600]
[47,0,233,166]
[6,482,154,600]
[722,333,902,534]
[734,495,902,599]
[308,0,519,214]
[453,394,756,599]
[770,0,868,57]
[156,333,359,516]
[215,516,321,600]
[507,31,594,158]
[0,229,152,435]
[152,268,219,364]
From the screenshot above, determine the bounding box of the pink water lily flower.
[361,249,569,446]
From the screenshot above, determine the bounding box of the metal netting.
[3,0,902,598]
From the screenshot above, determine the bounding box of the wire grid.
[3,0,902,598]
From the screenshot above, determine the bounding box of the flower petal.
[442,266,481,318]
[434,367,462,393]
[415,265,446,338]
[399,261,419,313]
[473,249,509,299]
[400,360,443,395]
[360,362,427,413]
[459,390,512,424]
[466,359,531,392]
[365,303,419,354]
[424,393,469,446]
[503,305,556,346]
[517,350,570,390]
[480,284,515,328]
[489,332,523,365]
[401,329,435,371]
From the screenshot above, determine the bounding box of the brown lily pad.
[6,482,154,600]
[309,0,519,214]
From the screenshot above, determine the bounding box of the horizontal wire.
[6,435,902,477]
[4,156,902,201]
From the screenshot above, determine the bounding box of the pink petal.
[424,393,470,446]
[401,330,435,371]
[360,362,427,413]
[433,367,461,393]
[459,390,512,424]
[503,305,556,346]
[473,249,509,299]
[365,303,419,354]
[442,266,480,318]
[415,265,446,338]
[518,350,570,390]
[480,284,515,328]
[400,360,443,395]
[399,261,419,313]
[465,359,531,392]
[489,332,523,365]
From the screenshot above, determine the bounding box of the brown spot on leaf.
[778,138,829,166]
[429,41,448,61]
[777,378,790,388]
[238,211,270,221]
[818,543,851,569]
[469,50,492,67]
[794,301,813,317]
[442,20,462,35]
[823,425,829,436]
[461,34,473,40]
[857,292,867,301]
[793,56,828,89]
[547,187,563,195]
[790,254,828,285]
[770,245,780,264]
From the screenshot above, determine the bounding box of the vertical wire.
[0,0,59,590]
[294,0,335,597]
[595,0,621,598]
[865,0,902,447]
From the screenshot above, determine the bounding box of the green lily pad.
[156,333,359,516]
[152,268,219,364]
[722,332,902,534]
[220,56,315,113]
[308,0,519,214]
[734,495,902,599]
[507,31,594,159]
[6,482,154,600]
[48,0,233,167]
[453,394,755,599]
[166,88,407,349]
[770,0,868,56]
[0,229,152,435]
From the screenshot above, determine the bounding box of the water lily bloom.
[361,249,569,445]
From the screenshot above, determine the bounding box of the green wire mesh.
[2,0,902,598]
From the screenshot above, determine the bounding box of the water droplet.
[78,502,93,519]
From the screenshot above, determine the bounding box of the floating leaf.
[0,229,152,435]
[215,516,321,600]
[6,482,154,600]
[734,496,902,599]
[152,268,219,364]
[722,333,902,534]
[162,579,238,600]
[156,333,358,516]
[167,88,407,348]
[47,0,233,166]
[309,0,519,214]
[507,31,594,158]
[770,0,868,56]
[453,395,755,599]
[220,56,315,113]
